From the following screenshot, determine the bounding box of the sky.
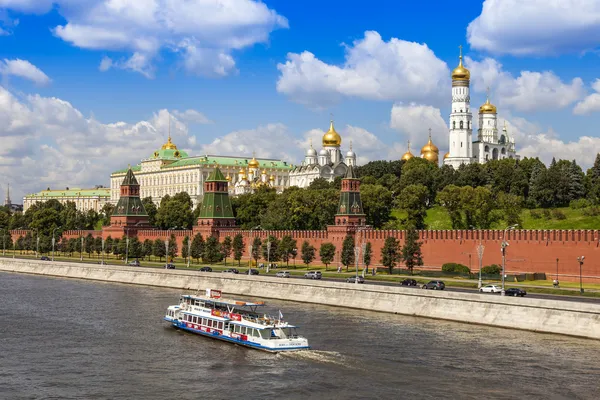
[1,0,600,202]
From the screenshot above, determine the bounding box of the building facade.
[23,187,110,212]
[289,120,357,188]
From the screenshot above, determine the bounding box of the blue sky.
[1,0,600,201]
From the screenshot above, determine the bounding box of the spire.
[168,112,171,143]
[349,140,353,152]
[428,127,432,140]
[459,44,463,65]
[309,137,313,149]
[344,165,358,179]
[407,140,411,152]
[4,183,10,206]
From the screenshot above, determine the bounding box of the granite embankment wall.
[2,258,600,340]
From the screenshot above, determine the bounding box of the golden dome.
[269,175,275,181]
[161,135,178,150]
[239,167,245,173]
[323,120,342,147]
[451,46,470,81]
[423,151,439,163]
[226,175,231,181]
[262,169,267,175]
[248,154,259,169]
[401,141,414,161]
[420,129,439,155]
[444,152,449,159]
[479,98,497,114]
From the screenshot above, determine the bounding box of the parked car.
[40,256,50,261]
[480,284,502,293]
[223,268,239,274]
[401,278,417,286]
[245,268,259,275]
[164,263,175,269]
[304,271,322,280]
[199,266,212,272]
[276,271,290,278]
[505,288,527,297]
[422,280,445,290]
[346,276,365,284]
[128,260,140,267]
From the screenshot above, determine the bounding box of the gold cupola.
[479,90,497,114]
[401,141,414,161]
[420,128,439,155]
[451,45,470,82]
[161,135,178,150]
[322,120,342,147]
[444,152,449,160]
[248,152,260,169]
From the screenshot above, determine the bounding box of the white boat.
[164,289,310,352]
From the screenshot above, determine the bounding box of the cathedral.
[288,120,357,188]
[402,46,519,167]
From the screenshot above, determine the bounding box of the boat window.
[258,329,270,339]
[218,322,223,330]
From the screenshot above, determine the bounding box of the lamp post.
[187,237,191,268]
[36,235,40,258]
[125,229,130,264]
[267,241,271,271]
[51,228,57,262]
[248,244,253,267]
[476,242,485,289]
[80,233,84,261]
[501,224,518,296]
[354,246,360,284]
[2,229,5,256]
[293,248,297,268]
[577,256,585,294]
[101,237,105,266]
[165,238,169,264]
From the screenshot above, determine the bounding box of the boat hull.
[165,318,310,353]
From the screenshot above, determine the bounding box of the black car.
[401,279,417,286]
[346,276,365,284]
[200,266,212,272]
[505,288,527,297]
[422,280,445,290]
[164,263,175,269]
[40,256,50,261]
[245,268,259,275]
[223,268,239,274]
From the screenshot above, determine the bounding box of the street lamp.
[501,224,518,296]
[1,228,5,256]
[353,246,360,284]
[51,227,58,262]
[248,244,253,267]
[476,242,485,289]
[266,241,271,272]
[187,237,191,268]
[101,237,105,265]
[293,248,297,268]
[577,256,585,294]
[165,238,169,264]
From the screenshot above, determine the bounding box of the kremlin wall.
[12,164,600,284]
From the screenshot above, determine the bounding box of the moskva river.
[1,273,599,399]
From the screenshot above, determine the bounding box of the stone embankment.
[2,258,600,340]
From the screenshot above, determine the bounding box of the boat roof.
[182,294,265,307]
[229,320,298,329]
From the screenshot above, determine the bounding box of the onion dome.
[323,120,342,147]
[226,175,231,181]
[262,169,267,175]
[248,155,259,169]
[161,135,177,150]
[269,175,275,181]
[479,97,497,114]
[306,147,317,157]
[346,140,356,158]
[420,129,439,155]
[422,151,439,163]
[444,152,449,160]
[451,46,470,81]
[319,148,329,157]
[401,141,414,161]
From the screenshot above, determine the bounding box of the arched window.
[484,145,489,152]
[452,121,455,129]
[460,121,463,129]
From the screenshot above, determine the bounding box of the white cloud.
[390,103,448,153]
[1,0,287,78]
[98,56,112,72]
[574,79,600,115]
[0,58,51,85]
[276,31,450,107]
[466,57,584,112]
[467,0,600,55]
[172,109,212,124]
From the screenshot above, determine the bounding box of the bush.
[481,264,501,274]
[529,209,542,219]
[551,209,566,220]
[570,199,592,209]
[542,209,552,219]
[583,206,600,217]
[441,263,470,274]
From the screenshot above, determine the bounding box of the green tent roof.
[121,167,140,186]
[206,167,227,182]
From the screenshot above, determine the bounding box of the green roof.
[206,167,227,182]
[344,165,358,179]
[150,148,189,160]
[113,165,142,174]
[25,188,111,198]
[112,196,148,217]
[122,167,140,186]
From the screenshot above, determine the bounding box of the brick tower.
[104,166,150,238]
[194,166,236,238]
[327,165,367,241]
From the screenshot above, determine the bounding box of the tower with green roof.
[335,166,365,226]
[106,167,150,237]
[194,166,236,237]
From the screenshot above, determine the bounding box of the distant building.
[23,187,111,212]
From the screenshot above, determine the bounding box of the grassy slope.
[392,206,600,230]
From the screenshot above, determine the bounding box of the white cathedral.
[443,47,518,168]
[289,120,357,188]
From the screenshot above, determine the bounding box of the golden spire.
[451,44,470,81]
[479,87,497,114]
[401,140,414,161]
[249,151,259,169]
[421,128,439,162]
[161,113,178,150]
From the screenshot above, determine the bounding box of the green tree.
[319,242,336,271]
[341,235,355,272]
[397,157,438,204]
[130,237,142,259]
[168,234,178,260]
[191,233,205,263]
[356,160,403,180]
[181,236,190,264]
[279,235,297,267]
[94,236,103,258]
[155,193,194,229]
[153,238,166,261]
[401,229,423,274]
[99,202,114,226]
[105,236,113,258]
[231,187,277,229]
[143,239,153,261]
[497,192,523,227]
[587,154,600,204]
[221,236,232,265]
[232,234,244,267]
[141,197,158,226]
[396,184,428,229]
[363,242,372,272]
[84,234,94,258]
[437,184,464,229]
[360,184,393,228]
[301,241,315,267]
[381,236,401,275]
[203,236,223,263]
[251,237,262,265]
[261,235,280,263]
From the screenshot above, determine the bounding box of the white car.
[480,284,502,293]
[276,271,290,278]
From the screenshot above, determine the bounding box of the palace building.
[23,187,110,212]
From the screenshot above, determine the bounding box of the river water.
[1,273,599,400]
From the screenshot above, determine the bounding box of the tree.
[143,239,153,261]
[437,185,464,229]
[261,235,280,263]
[221,236,232,265]
[155,193,194,229]
[130,237,142,259]
[588,154,600,204]
[319,243,336,271]
[94,236,103,258]
[341,235,355,272]
[251,237,262,265]
[497,192,523,227]
[203,236,223,263]
[401,229,423,274]
[84,234,94,258]
[360,184,393,228]
[105,236,113,259]
[396,184,428,229]
[301,240,315,267]
[279,235,297,267]
[153,238,166,261]
[99,203,114,226]
[232,234,244,267]
[363,242,372,272]
[141,197,158,226]
[182,236,190,264]
[167,234,178,260]
[381,236,401,274]
[191,233,205,263]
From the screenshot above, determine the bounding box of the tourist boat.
[164,289,310,352]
